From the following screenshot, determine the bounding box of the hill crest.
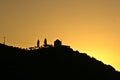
[0,43,120,80]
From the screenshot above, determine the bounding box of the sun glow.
[0,0,120,71]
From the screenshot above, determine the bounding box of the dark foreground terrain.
[0,43,120,80]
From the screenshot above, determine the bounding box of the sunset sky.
[0,0,120,71]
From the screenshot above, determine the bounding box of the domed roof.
[55,39,61,42]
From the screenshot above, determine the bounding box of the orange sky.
[0,0,120,71]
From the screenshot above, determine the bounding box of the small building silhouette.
[54,39,62,47]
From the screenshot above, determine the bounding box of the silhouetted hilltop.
[0,43,120,80]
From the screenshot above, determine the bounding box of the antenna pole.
[3,36,5,44]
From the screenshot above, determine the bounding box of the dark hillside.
[0,43,120,80]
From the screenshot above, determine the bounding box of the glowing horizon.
[0,0,120,71]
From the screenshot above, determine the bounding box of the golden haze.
[0,0,120,71]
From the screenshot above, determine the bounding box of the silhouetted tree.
[37,40,40,48]
[43,38,47,47]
